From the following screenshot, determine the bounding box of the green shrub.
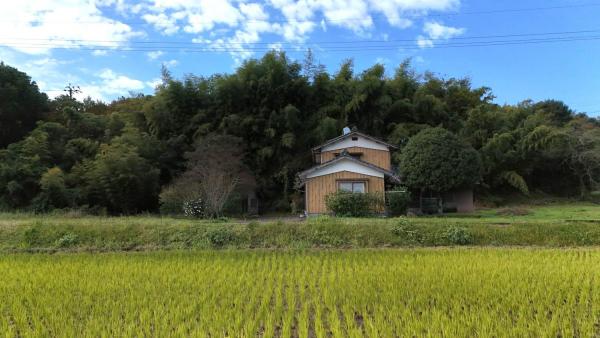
[159,181,203,215]
[309,227,346,246]
[589,191,600,204]
[223,193,245,216]
[445,226,473,245]
[158,191,184,215]
[183,198,205,218]
[496,207,531,216]
[325,191,383,217]
[391,218,423,244]
[55,233,79,248]
[386,190,411,216]
[206,227,235,247]
[22,226,43,247]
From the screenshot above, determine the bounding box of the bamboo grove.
[0,52,599,214]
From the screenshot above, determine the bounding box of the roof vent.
[342,127,351,135]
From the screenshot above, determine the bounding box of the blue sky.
[0,0,599,116]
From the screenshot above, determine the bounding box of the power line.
[2,34,600,53]
[2,28,600,46]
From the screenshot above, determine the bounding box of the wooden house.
[297,130,401,215]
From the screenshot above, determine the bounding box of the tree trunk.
[579,174,588,199]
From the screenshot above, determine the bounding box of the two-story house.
[297,129,401,215]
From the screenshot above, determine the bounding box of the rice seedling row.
[0,249,599,337]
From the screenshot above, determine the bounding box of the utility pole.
[64,83,81,99]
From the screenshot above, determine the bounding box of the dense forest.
[1,51,599,215]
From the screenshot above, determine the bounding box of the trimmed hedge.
[386,190,411,216]
[325,191,384,217]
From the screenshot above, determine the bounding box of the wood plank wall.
[320,147,391,170]
[306,171,385,214]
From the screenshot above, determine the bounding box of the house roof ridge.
[312,131,398,151]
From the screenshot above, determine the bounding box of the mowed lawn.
[1,249,600,337]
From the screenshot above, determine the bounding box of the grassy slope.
[0,203,599,251]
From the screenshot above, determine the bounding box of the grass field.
[1,249,599,336]
[1,203,599,251]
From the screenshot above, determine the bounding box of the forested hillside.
[0,52,599,214]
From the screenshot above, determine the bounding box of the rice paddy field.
[2,248,600,337]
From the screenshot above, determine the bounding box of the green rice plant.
[1,249,600,335]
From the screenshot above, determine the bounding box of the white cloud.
[92,50,109,56]
[268,42,283,51]
[1,53,154,101]
[142,13,180,35]
[2,0,465,79]
[135,0,461,60]
[146,77,162,90]
[416,36,434,48]
[163,59,178,67]
[268,0,459,41]
[424,21,465,39]
[147,50,164,60]
[417,21,465,48]
[141,0,242,35]
[73,68,148,101]
[6,57,81,99]
[0,1,141,54]
[196,3,282,63]
[97,68,145,94]
[368,0,458,28]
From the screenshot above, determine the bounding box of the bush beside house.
[325,191,384,217]
[386,190,411,216]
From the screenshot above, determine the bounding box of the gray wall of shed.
[443,189,474,213]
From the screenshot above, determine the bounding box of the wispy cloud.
[0,1,142,54]
[70,68,145,100]
[136,0,461,59]
[146,50,164,60]
[163,59,178,67]
[417,21,465,48]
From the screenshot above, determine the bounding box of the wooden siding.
[306,171,385,214]
[320,147,391,170]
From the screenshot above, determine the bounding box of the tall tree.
[400,127,481,193]
[0,62,49,148]
[181,134,255,217]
